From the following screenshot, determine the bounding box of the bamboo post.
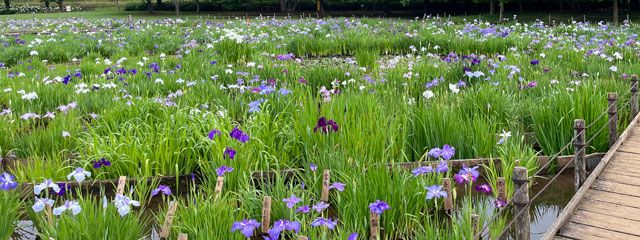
[442,178,453,211]
[512,166,530,240]
[608,92,618,147]
[631,75,638,118]
[298,237,309,240]
[261,196,272,233]
[214,176,224,201]
[116,176,127,195]
[470,214,479,239]
[574,119,586,190]
[321,170,331,202]
[160,201,178,238]
[177,233,188,240]
[369,211,380,240]
[497,177,506,200]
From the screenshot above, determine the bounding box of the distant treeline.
[123,0,639,15]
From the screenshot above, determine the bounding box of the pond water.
[11,173,575,240]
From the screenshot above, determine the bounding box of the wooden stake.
[298,237,309,240]
[160,201,178,238]
[369,211,380,240]
[442,178,453,211]
[321,170,331,202]
[608,92,619,147]
[261,196,272,233]
[497,177,506,200]
[116,176,127,195]
[47,205,53,227]
[574,119,586,190]
[470,214,479,239]
[214,176,224,201]
[177,233,188,240]
[513,167,530,240]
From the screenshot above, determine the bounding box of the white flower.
[114,194,140,216]
[21,92,38,100]
[53,200,81,215]
[34,179,60,195]
[155,78,164,84]
[137,61,144,67]
[66,167,91,184]
[610,66,618,72]
[176,78,185,84]
[422,90,434,99]
[247,62,256,67]
[225,69,233,74]
[32,198,54,212]
[29,50,38,56]
[62,131,71,137]
[499,130,512,139]
[449,83,459,93]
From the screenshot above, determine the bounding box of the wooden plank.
[584,189,640,209]
[557,221,640,240]
[591,179,640,197]
[602,163,640,175]
[598,171,640,187]
[568,209,640,236]
[578,198,640,221]
[542,113,640,240]
[553,236,576,240]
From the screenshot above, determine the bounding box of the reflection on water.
[455,173,575,240]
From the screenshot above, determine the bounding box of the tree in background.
[171,0,180,16]
[613,0,618,23]
[40,0,51,9]
[490,0,495,14]
[4,0,10,9]
[280,0,298,12]
[146,0,153,13]
[56,0,63,12]
[498,0,504,22]
[194,0,200,14]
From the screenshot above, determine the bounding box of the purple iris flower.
[230,127,250,143]
[216,166,234,176]
[231,219,260,238]
[425,185,448,200]
[310,218,338,229]
[151,185,172,196]
[440,145,455,160]
[411,166,434,177]
[312,201,329,212]
[223,147,236,159]
[314,117,339,134]
[368,200,390,215]
[51,183,70,196]
[208,129,222,140]
[0,172,18,191]
[309,163,317,172]
[295,205,310,213]
[494,198,507,208]
[265,219,301,240]
[248,99,263,113]
[435,161,449,174]
[428,148,441,158]
[475,183,492,194]
[328,182,346,191]
[91,158,111,169]
[283,194,302,208]
[531,59,539,65]
[348,233,358,240]
[454,164,479,184]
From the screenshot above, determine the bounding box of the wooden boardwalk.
[544,114,640,240]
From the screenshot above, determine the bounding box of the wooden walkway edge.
[543,112,640,239]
